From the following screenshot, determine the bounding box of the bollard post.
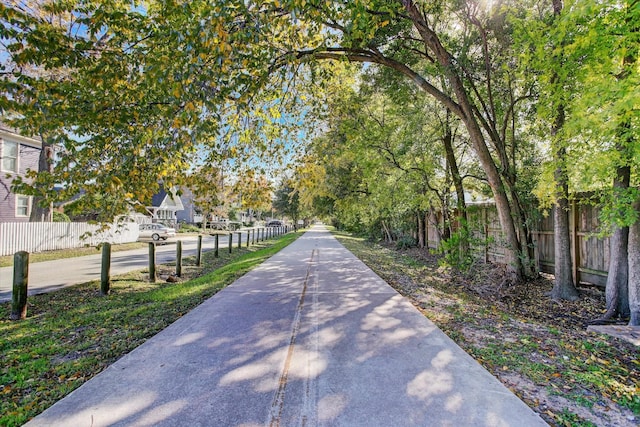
[10,251,29,320]
[229,232,233,253]
[176,240,182,277]
[101,243,111,295]
[196,235,203,266]
[215,234,219,258]
[148,242,156,282]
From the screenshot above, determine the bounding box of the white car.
[138,223,176,241]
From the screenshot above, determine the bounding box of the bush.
[52,211,71,222]
[395,235,417,250]
[178,224,201,233]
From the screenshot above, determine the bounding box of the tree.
[232,170,273,221]
[520,0,580,300]
[273,178,301,224]
[558,0,640,322]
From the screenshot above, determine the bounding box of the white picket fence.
[0,222,139,256]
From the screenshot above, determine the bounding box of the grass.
[0,231,301,427]
[332,230,639,427]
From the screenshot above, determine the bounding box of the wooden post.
[101,243,111,295]
[214,234,219,258]
[237,232,242,249]
[148,242,156,282]
[176,240,182,277]
[252,229,255,244]
[247,230,250,247]
[571,199,579,285]
[10,251,29,320]
[483,207,489,263]
[196,235,202,266]
[229,232,233,253]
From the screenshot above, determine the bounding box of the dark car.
[266,220,283,227]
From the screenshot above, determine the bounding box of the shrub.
[52,211,71,222]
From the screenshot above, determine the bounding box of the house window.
[16,195,31,217]
[157,209,173,220]
[1,140,19,173]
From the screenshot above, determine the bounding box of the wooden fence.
[425,202,609,286]
[0,222,139,256]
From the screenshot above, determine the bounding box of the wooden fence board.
[428,200,610,286]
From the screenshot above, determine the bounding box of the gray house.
[0,126,42,222]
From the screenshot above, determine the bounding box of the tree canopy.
[1,1,639,318]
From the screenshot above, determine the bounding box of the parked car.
[266,220,283,227]
[138,223,176,241]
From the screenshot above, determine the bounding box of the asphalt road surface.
[0,232,254,303]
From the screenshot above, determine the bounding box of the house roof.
[0,122,43,148]
[150,186,184,211]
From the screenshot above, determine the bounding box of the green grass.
[0,231,301,427]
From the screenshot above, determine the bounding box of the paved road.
[25,225,547,427]
[0,232,256,303]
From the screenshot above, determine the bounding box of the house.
[176,187,200,224]
[147,186,184,227]
[0,125,42,222]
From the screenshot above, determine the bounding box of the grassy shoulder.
[333,230,639,427]
[0,231,301,427]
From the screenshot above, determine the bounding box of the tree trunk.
[602,164,631,320]
[401,1,525,281]
[417,211,425,248]
[552,199,579,300]
[628,194,640,326]
[442,117,469,262]
[29,136,54,222]
[550,109,579,299]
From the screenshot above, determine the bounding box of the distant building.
[147,186,184,227]
[0,125,42,222]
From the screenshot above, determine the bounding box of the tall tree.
[559,0,640,321]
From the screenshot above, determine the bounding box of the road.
[0,231,256,303]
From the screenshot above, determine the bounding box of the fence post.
[176,240,182,277]
[10,251,29,320]
[215,234,219,257]
[229,232,233,253]
[247,230,250,247]
[148,242,156,282]
[196,235,202,266]
[237,232,242,249]
[571,199,579,285]
[101,243,111,295]
[482,207,489,263]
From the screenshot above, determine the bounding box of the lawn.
[0,231,301,427]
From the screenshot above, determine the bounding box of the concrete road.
[0,232,256,303]
[24,225,547,427]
